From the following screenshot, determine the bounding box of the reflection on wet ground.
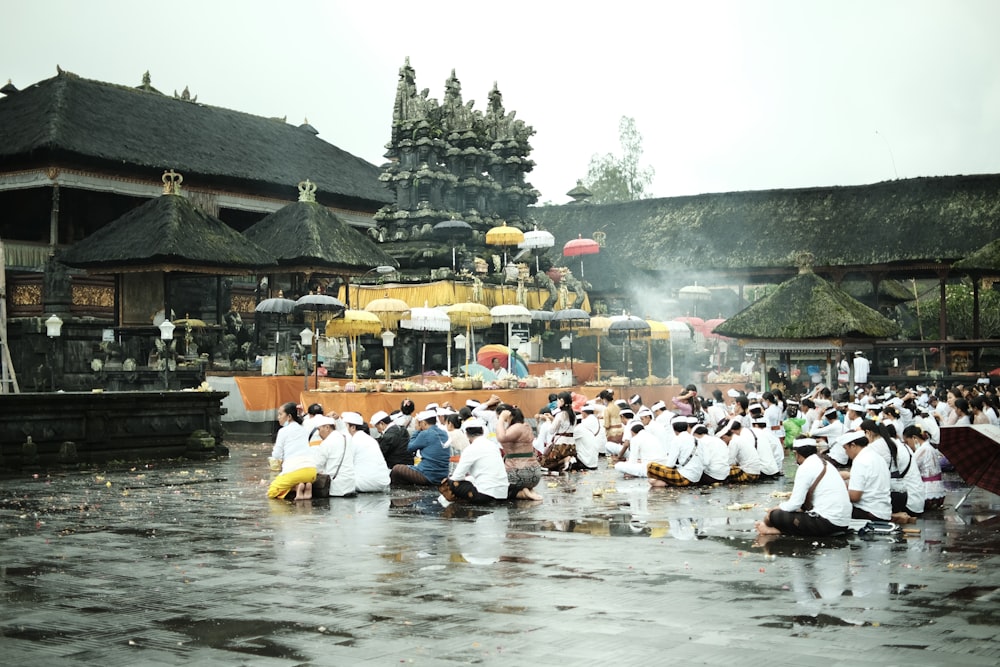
[1,440,998,665]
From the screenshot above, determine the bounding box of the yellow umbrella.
[326,310,383,381]
[579,315,612,380]
[364,295,409,376]
[645,319,671,379]
[485,221,525,266]
[364,294,411,329]
[446,302,493,372]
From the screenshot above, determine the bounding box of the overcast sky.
[5,0,999,204]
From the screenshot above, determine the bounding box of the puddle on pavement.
[512,512,699,538]
[159,616,333,659]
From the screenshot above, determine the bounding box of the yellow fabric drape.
[339,280,591,312]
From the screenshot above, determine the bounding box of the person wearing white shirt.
[439,419,509,505]
[756,439,851,537]
[351,427,391,493]
[862,420,925,520]
[309,416,356,497]
[613,423,667,478]
[574,405,603,469]
[647,417,704,487]
[693,425,731,483]
[717,419,761,482]
[852,351,871,386]
[810,407,846,443]
[842,434,892,522]
[749,419,782,477]
[267,402,318,500]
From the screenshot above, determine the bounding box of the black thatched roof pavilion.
[243,181,397,277]
[712,266,901,390]
[59,172,274,275]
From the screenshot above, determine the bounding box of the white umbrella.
[399,305,451,378]
[518,226,555,272]
[490,304,533,374]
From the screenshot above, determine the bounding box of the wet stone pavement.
[1,442,999,666]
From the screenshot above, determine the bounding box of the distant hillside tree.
[583,116,655,203]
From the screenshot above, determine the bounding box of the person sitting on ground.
[861,419,924,524]
[901,424,945,511]
[693,424,731,484]
[350,417,390,493]
[443,413,470,476]
[541,391,577,472]
[749,416,783,479]
[371,409,412,468]
[267,401,317,501]
[614,422,667,478]
[841,433,892,522]
[390,409,450,486]
[301,402,326,435]
[717,419,761,483]
[496,405,543,500]
[572,403,602,469]
[755,438,852,537]
[310,415,356,497]
[439,418,510,506]
[647,416,704,487]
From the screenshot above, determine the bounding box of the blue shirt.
[407,426,450,483]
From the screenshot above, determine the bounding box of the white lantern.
[381,330,396,348]
[454,333,467,350]
[560,334,573,351]
[158,319,175,341]
[299,327,314,347]
[45,314,64,338]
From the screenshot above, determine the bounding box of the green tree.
[901,279,1000,339]
[583,116,655,204]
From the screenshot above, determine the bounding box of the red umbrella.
[937,425,1000,508]
[562,234,600,277]
[704,317,728,339]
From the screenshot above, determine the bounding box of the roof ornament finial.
[162,169,183,195]
[794,250,815,274]
[297,179,317,203]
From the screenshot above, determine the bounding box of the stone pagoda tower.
[374,59,539,272]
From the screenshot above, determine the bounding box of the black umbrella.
[295,295,346,389]
[608,315,651,377]
[434,219,473,270]
[937,424,1000,509]
[255,297,296,314]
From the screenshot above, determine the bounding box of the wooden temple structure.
[2,64,1000,401]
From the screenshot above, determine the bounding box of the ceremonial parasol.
[477,344,529,378]
[326,310,383,382]
[608,315,651,378]
[255,297,296,314]
[295,294,346,389]
[485,222,525,266]
[563,234,600,278]
[679,283,712,317]
[519,225,555,272]
[579,315,613,380]
[490,304,533,374]
[174,316,207,328]
[446,302,493,374]
[400,304,451,379]
[937,424,1000,509]
[255,298,297,369]
[434,219,473,270]
[365,294,411,329]
[364,294,410,376]
[552,309,591,379]
[663,320,692,383]
[704,317,727,339]
[645,319,671,380]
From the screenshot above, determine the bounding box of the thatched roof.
[243,199,397,275]
[532,174,1000,287]
[712,270,901,340]
[953,238,1000,274]
[0,70,392,208]
[59,193,274,274]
